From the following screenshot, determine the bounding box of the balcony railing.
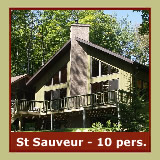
[12,90,130,115]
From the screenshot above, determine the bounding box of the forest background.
[11,10,149,76]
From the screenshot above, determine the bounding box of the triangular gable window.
[91,57,119,77]
[45,64,67,86]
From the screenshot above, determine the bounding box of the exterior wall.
[91,73,119,84]
[119,69,132,91]
[34,51,70,109]
[34,44,134,108]
[82,44,134,92]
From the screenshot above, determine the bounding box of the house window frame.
[45,64,67,86]
[91,57,119,78]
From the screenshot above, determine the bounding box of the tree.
[11,10,39,76]
[132,30,149,65]
[11,10,30,76]
[119,88,149,132]
[11,10,148,76]
[134,10,149,35]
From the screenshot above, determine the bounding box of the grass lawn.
[19,128,91,132]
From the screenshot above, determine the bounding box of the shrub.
[119,88,149,132]
[88,120,121,132]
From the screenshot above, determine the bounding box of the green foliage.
[88,120,121,132]
[134,10,149,35]
[91,122,104,132]
[106,120,122,132]
[139,10,149,35]
[11,10,149,77]
[132,32,149,65]
[11,123,16,131]
[11,10,42,76]
[119,89,149,132]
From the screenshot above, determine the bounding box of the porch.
[11,90,130,131]
[12,91,126,114]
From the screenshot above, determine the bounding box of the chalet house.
[11,23,149,131]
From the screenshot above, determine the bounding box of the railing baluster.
[79,96,81,107]
[32,101,33,111]
[66,98,68,110]
[30,101,32,111]
[60,99,62,109]
[15,90,127,115]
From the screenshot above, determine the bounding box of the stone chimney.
[69,23,90,96]
[70,24,90,41]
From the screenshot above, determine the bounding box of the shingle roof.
[75,37,133,64]
[11,74,29,84]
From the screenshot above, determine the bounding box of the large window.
[92,58,99,77]
[91,82,103,93]
[91,79,119,93]
[53,72,59,85]
[91,81,109,93]
[91,57,119,77]
[45,64,67,86]
[60,88,67,98]
[45,78,52,86]
[101,63,109,75]
[61,65,67,83]
[44,91,52,100]
[44,88,67,100]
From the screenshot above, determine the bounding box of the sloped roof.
[11,74,29,84]
[26,37,148,86]
[76,37,149,71]
[75,37,133,64]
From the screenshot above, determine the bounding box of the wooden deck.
[11,90,130,116]
[11,90,132,131]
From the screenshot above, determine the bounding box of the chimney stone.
[70,24,90,41]
[69,24,90,96]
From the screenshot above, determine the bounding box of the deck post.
[117,90,120,125]
[18,116,22,131]
[99,61,101,77]
[83,109,86,128]
[15,99,17,113]
[51,113,53,130]
[50,90,54,131]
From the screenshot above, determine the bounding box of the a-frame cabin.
[11,23,149,131]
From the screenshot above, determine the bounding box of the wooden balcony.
[11,90,130,116]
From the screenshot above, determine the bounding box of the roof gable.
[75,37,133,64]
[26,38,148,86]
[26,39,71,86]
